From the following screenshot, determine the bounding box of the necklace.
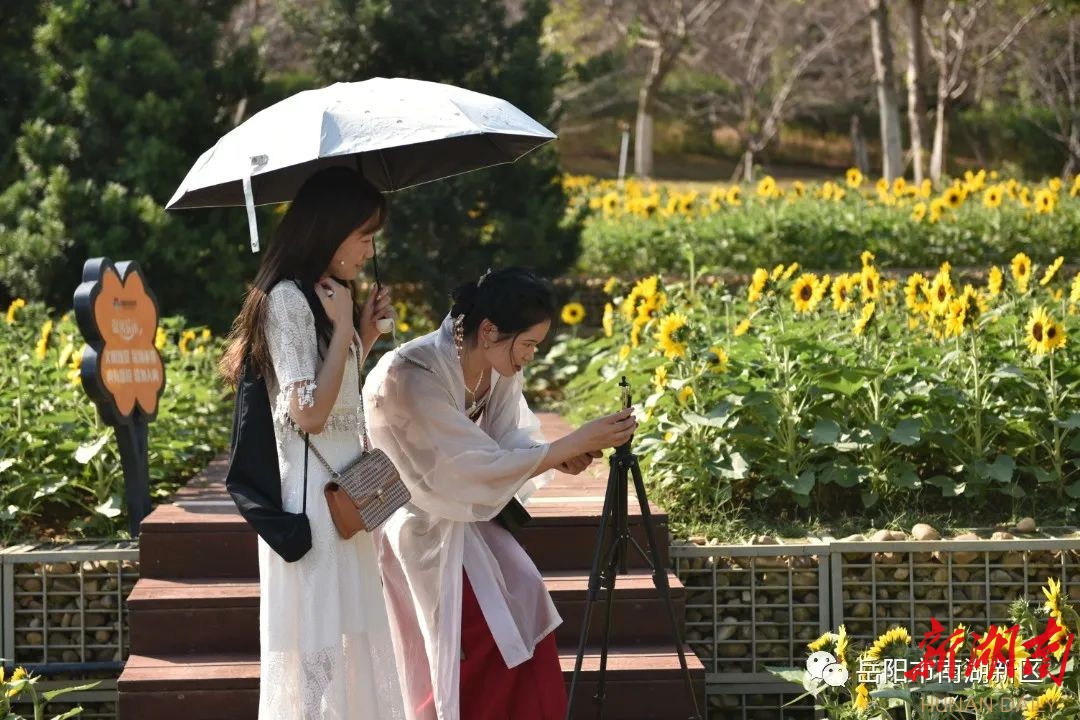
[463,352,488,417]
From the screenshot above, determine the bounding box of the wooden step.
[127,578,258,656]
[118,653,258,720]
[127,570,688,656]
[137,495,669,578]
[562,646,706,720]
[120,646,703,720]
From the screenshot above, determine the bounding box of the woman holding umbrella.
[364,267,637,720]
[219,166,403,719]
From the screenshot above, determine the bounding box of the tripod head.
[615,376,635,455]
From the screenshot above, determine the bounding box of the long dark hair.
[450,267,557,348]
[220,166,387,386]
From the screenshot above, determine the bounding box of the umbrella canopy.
[167,77,556,211]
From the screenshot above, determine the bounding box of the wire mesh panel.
[705,682,820,720]
[1,542,138,667]
[830,537,1080,647]
[672,541,831,683]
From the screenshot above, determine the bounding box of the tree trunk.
[905,0,928,184]
[742,147,754,182]
[633,90,655,178]
[929,32,950,186]
[851,115,870,173]
[869,0,904,180]
[634,46,666,178]
[1065,124,1080,177]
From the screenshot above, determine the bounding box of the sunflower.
[601,191,620,215]
[756,176,778,198]
[637,292,667,322]
[905,273,928,312]
[5,297,26,325]
[656,313,690,359]
[1049,177,1063,193]
[618,344,631,360]
[853,302,876,336]
[988,266,1003,297]
[771,264,786,281]
[603,277,619,295]
[836,625,849,666]
[1019,186,1033,208]
[791,180,806,197]
[1026,307,1056,354]
[1023,685,1065,720]
[602,303,614,338]
[928,197,945,223]
[864,626,912,660]
[791,274,819,313]
[1042,577,1067,626]
[653,364,668,391]
[846,168,864,188]
[630,316,647,348]
[781,262,800,281]
[813,275,832,304]
[983,185,1004,209]
[875,177,890,194]
[1011,253,1033,293]
[179,329,197,355]
[910,202,927,222]
[832,275,856,313]
[677,385,695,405]
[726,185,742,206]
[707,346,728,373]
[1040,256,1065,286]
[807,631,837,653]
[622,275,660,320]
[748,268,770,303]
[860,250,875,268]
[945,299,968,337]
[1035,188,1056,214]
[1045,318,1067,353]
[561,302,586,326]
[853,684,870,711]
[943,185,964,209]
[734,318,751,336]
[860,265,881,300]
[1071,272,1080,304]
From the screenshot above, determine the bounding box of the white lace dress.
[258,281,405,720]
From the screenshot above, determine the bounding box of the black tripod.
[566,378,702,720]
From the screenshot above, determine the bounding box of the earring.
[453,314,465,359]
[339,260,345,266]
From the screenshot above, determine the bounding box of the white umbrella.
[166,77,556,251]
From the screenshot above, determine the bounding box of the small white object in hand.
[376,318,395,333]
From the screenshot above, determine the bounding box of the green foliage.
[567,173,1080,276]
[0,0,44,187]
[291,0,580,310]
[0,0,263,330]
[0,299,232,542]
[534,258,1080,539]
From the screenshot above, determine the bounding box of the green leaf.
[927,475,965,497]
[860,490,879,508]
[49,708,88,720]
[893,464,920,490]
[1055,413,1080,430]
[889,418,922,446]
[74,433,111,464]
[94,494,123,519]
[987,454,1015,484]
[784,470,815,496]
[42,681,101,701]
[810,419,840,445]
[1067,481,1080,499]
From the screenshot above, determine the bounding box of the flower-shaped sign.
[74,258,166,425]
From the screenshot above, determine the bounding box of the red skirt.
[458,571,567,719]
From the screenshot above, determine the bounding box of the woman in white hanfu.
[220,167,405,720]
[364,268,638,720]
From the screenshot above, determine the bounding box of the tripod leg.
[566,459,621,720]
[629,459,702,720]
[593,553,619,720]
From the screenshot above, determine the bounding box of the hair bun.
[450,279,481,318]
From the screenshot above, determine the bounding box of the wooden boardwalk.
[119,413,703,719]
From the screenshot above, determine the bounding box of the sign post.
[73,258,166,537]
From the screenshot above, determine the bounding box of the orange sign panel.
[85,263,165,419]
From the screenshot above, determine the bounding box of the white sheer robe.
[364,316,561,720]
[259,280,405,720]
